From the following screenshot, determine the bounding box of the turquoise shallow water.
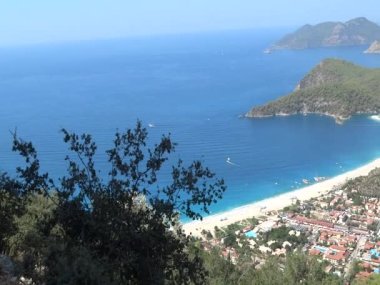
[1,29,380,220]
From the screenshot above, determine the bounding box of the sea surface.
[2,29,380,220]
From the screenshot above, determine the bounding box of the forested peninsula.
[246,59,380,123]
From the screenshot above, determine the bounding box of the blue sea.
[1,29,380,219]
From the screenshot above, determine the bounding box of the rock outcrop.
[364,40,380,54]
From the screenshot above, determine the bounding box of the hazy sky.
[0,0,379,46]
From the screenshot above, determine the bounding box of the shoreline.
[183,158,380,237]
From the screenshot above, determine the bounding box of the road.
[344,235,367,278]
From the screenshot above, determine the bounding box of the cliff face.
[246,59,380,123]
[271,17,380,51]
[364,40,380,54]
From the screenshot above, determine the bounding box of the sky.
[0,0,379,46]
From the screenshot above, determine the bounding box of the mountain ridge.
[269,17,380,51]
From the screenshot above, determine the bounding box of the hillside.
[343,168,380,198]
[365,40,380,54]
[246,59,380,123]
[270,17,380,50]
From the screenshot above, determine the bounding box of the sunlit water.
[1,29,380,220]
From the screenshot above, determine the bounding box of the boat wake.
[226,157,239,166]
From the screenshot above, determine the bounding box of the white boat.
[314,176,326,182]
[302,179,309,184]
[263,49,272,54]
[148,123,155,128]
[370,115,380,121]
[226,157,239,166]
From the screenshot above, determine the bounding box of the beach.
[183,158,380,237]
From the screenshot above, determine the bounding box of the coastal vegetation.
[199,250,343,285]
[0,122,226,284]
[343,168,380,198]
[246,59,380,123]
[270,17,380,50]
[0,124,379,284]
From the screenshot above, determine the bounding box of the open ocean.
[2,29,380,219]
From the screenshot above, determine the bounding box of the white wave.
[370,115,380,122]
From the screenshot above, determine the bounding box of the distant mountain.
[246,59,380,123]
[270,17,380,50]
[365,40,380,54]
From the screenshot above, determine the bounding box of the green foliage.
[0,180,22,253]
[343,168,380,197]
[349,260,364,281]
[0,122,226,284]
[200,251,343,285]
[283,203,300,213]
[246,216,259,226]
[201,247,240,285]
[0,123,348,285]
[368,221,378,232]
[261,226,307,249]
[223,233,237,247]
[354,274,380,284]
[6,193,60,283]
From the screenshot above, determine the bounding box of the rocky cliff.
[364,40,380,54]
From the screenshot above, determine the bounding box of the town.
[196,183,380,283]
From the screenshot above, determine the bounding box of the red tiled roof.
[293,216,334,228]
[330,245,347,252]
[325,251,345,261]
[365,242,375,250]
[309,249,321,256]
[346,235,357,242]
[360,262,372,269]
[242,226,252,232]
[356,271,372,279]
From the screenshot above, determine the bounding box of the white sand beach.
[183,158,380,237]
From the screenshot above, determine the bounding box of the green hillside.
[246,59,380,123]
[343,168,380,198]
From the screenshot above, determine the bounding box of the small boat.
[148,123,155,128]
[302,179,309,184]
[263,49,272,54]
[226,157,239,166]
[370,115,380,121]
[314,176,326,182]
